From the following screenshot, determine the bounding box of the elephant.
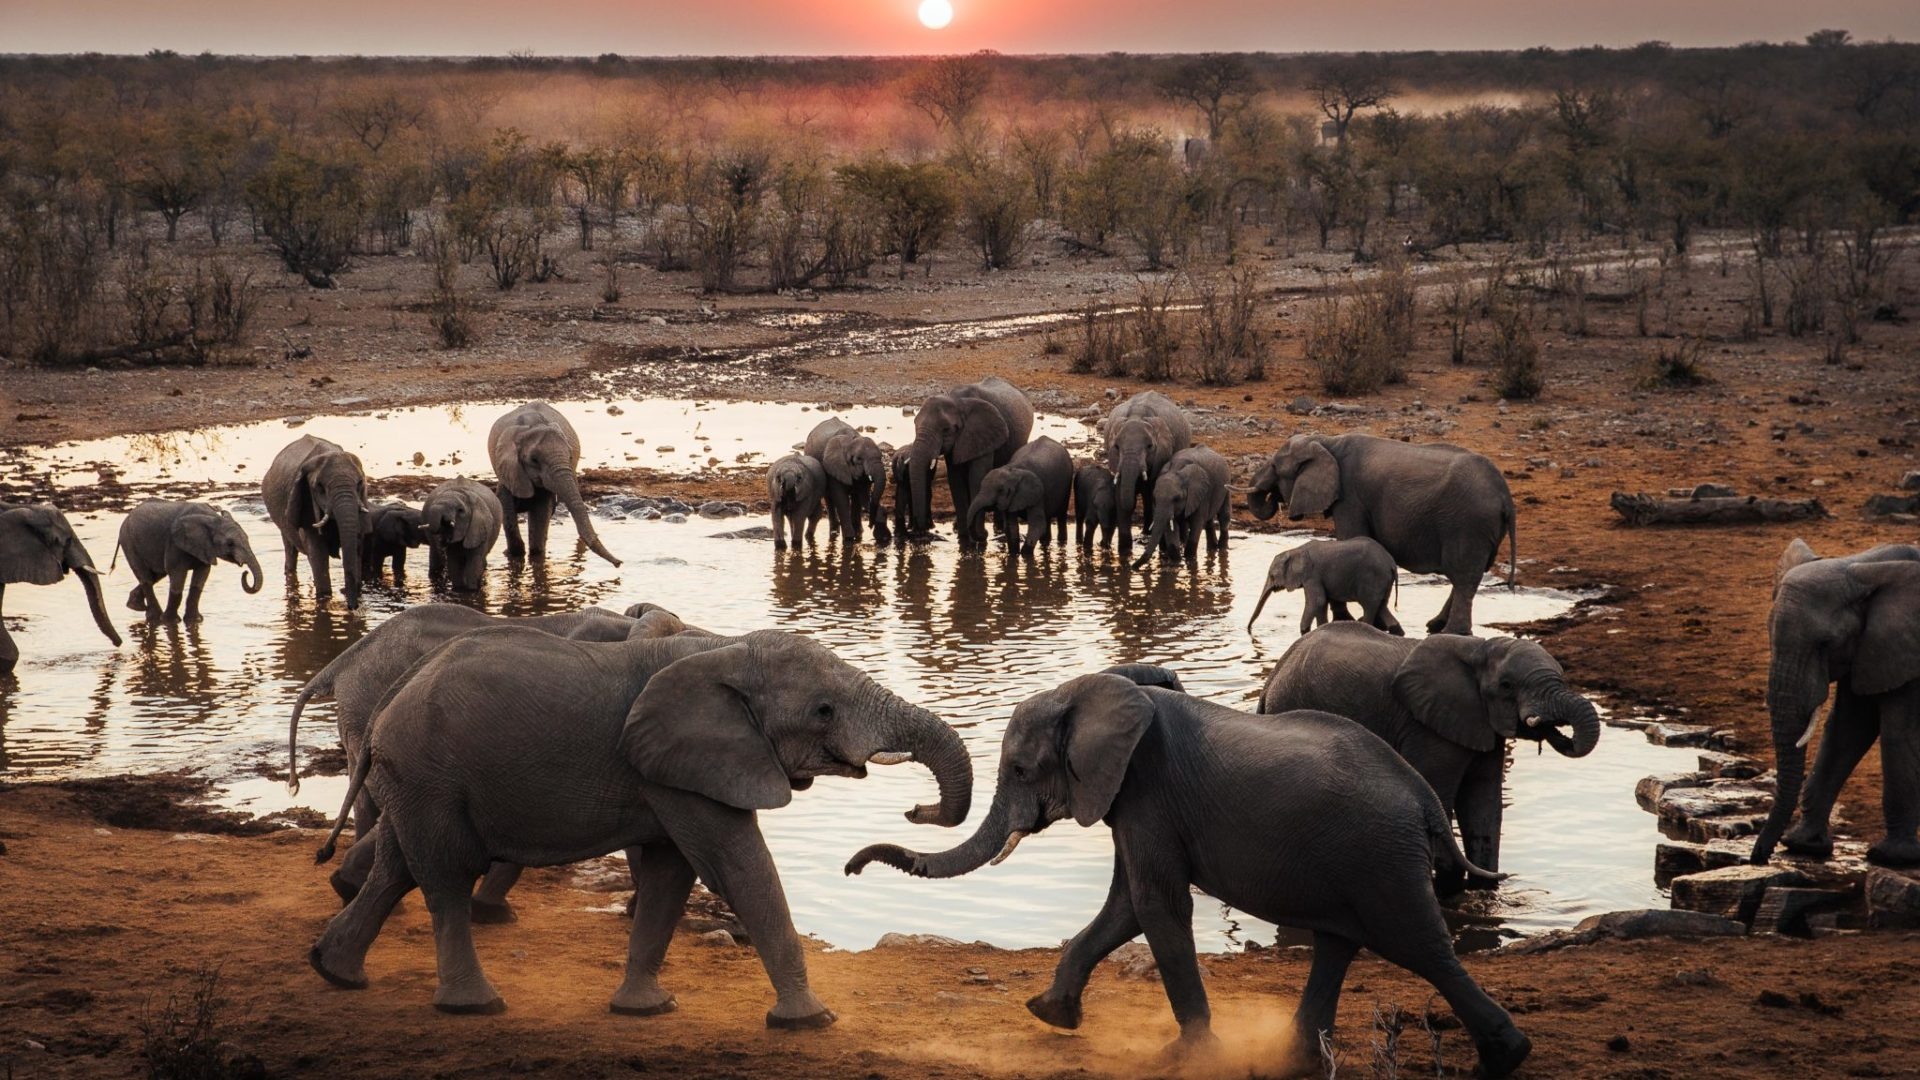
[0,500,122,675]
[1750,540,1920,868]
[1073,463,1118,551]
[487,402,621,568]
[1103,391,1191,551]
[421,479,503,593]
[767,453,827,552]
[262,435,373,611]
[114,500,263,624]
[904,376,1034,546]
[804,417,889,545]
[1259,622,1600,885]
[361,501,425,584]
[1131,445,1230,569]
[1247,537,1402,636]
[847,669,1532,1077]
[1249,434,1515,636]
[308,629,972,1026]
[890,444,933,545]
[963,436,1073,558]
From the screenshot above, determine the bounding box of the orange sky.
[3,0,1916,55]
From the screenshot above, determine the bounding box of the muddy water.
[0,487,1684,953]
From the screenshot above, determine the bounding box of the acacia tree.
[1157,53,1257,142]
[1307,56,1394,147]
[905,54,994,134]
[837,158,954,272]
[246,149,366,288]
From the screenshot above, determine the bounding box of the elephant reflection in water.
[1094,552,1233,654]
[771,545,886,623]
[944,548,1073,650]
[495,556,613,618]
[274,598,365,693]
[129,622,222,715]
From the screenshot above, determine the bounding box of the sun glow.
[918,0,954,30]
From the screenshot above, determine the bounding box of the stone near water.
[1901,470,1920,492]
[712,526,776,540]
[1498,908,1745,956]
[697,929,737,947]
[662,513,688,524]
[1696,750,1763,780]
[1654,840,1748,884]
[873,932,967,949]
[1647,723,1718,748]
[1686,814,1768,843]
[1752,886,1855,936]
[1636,772,1707,812]
[1864,867,1920,928]
[1111,941,1158,979]
[1655,779,1772,829]
[1670,865,1811,922]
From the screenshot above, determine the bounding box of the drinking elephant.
[1103,391,1191,551]
[904,376,1034,546]
[263,435,373,611]
[1131,445,1230,568]
[767,453,826,551]
[1259,622,1600,885]
[309,629,972,1026]
[488,402,621,567]
[1750,540,1920,868]
[890,444,932,544]
[1247,536,1401,636]
[0,500,122,675]
[114,499,263,624]
[964,436,1073,557]
[804,417,889,544]
[847,669,1532,1077]
[1073,463,1118,551]
[421,479,503,593]
[1249,434,1515,635]
[361,501,424,584]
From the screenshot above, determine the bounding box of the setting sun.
[917,0,953,30]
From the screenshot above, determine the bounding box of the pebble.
[698,929,737,946]
[662,513,688,524]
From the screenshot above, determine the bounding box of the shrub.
[1191,266,1266,384]
[1303,265,1413,394]
[1639,338,1710,389]
[836,159,954,273]
[246,150,366,288]
[0,196,109,363]
[1488,287,1544,400]
[139,964,259,1080]
[1129,276,1185,381]
[423,226,475,348]
[1072,301,1124,375]
[951,152,1034,271]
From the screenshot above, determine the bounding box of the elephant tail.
[315,736,371,865]
[109,539,121,572]
[1425,796,1506,886]
[285,679,325,796]
[1505,509,1518,591]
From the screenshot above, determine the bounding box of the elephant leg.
[138,581,163,623]
[1291,932,1360,1063]
[1055,510,1067,545]
[1300,584,1326,637]
[390,553,406,583]
[422,881,504,1013]
[0,585,15,673]
[527,492,553,559]
[771,507,788,550]
[1434,572,1480,635]
[805,508,821,545]
[500,492,525,559]
[611,841,697,1016]
[310,820,416,989]
[1361,905,1529,1077]
[183,565,210,624]
[824,485,845,538]
[278,527,301,580]
[428,542,446,582]
[1787,689,1879,857]
[1328,600,1355,621]
[470,863,523,923]
[1869,691,1920,867]
[1455,752,1505,881]
[1028,851,1138,1030]
[162,567,188,623]
[1372,592,1405,635]
[1128,862,1214,1051]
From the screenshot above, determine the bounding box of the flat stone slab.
[1498,908,1745,956]
[1637,772,1708,813]
[1753,887,1856,936]
[1696,751,1763,780]
[1655,839,1750,883]
[1671,865,1812,921]
[1865,867,1920,927]
[1647,723,1718,748]
[1686,814,1768,843]
[1656,780,1773,828]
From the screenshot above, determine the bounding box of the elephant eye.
[1010,763,1028,782]
[815,702,833,721]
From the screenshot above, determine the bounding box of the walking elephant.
[1103,391,1190,551]
[1259,622,1600,885]
[767,453,827,552]
[115,500,263,624]
[421,479,503,593]
[361,501,424,584]
[263,435,372,611]
[1131,445,1230,568]
[1247,537,1401,636]
[309,629,972,1026]
[1074,463,1118,552]
[848,669,1532,1077]
[904,376,1034,546]
[1750,540,1920,868]
[0,501,122,675]
[488,402,621,568]
[963,436,1073,557]
[804,417,889,544]
[1249,434,1515,635]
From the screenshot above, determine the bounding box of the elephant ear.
[1849,561,1920,697]
[1144,417,1173,455]
[496,449,535,501]
[0,506,68,585]
[1775,539,1820,596]
[953,399,1010,464]
[1098,663,1185,693]
[1392,635,1501,751]
[1288,441,1341,519]
[171,515,221,568]
[821,437,859,486]
[1060,673,1157,826]
[625,644,792,811]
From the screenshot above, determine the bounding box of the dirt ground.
[3,234,1919,1076]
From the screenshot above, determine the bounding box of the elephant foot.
[610,986,678,1017]
[1867,836,1920,868]
[329,870,362,904]
[1780,825,1835,860]
[470,898,517,925]
[308,943,368,991]
[766,994,837,1030]
[1025,991,1083,1030]
[433,995,507,1016]
[1474,1024,1533,1078]
[1155,1028,1221,1067]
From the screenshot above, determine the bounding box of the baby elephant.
[965,436,1073,557]
[1073,463,1118,551]
[361,501,425,584]
[116,500,263,624]
[1248,537,1402,636]
[767,453,826,551]
[421,480,504,593]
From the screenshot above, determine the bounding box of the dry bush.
[1128,276,1185,381]
[600,256,622,303]
[0,196,108,363]
[483,210,556,290]
[1071,301,1125,375]
[1780,250,1827,337]
[1192,266,1266,384]
[1488,285,1543,400]
[951,149,1035,271]
[1304,265,1414,395]
[423,226,475,349]
[246,149,365,288]
[1638,337,1710,389]
[138,964,259,1080]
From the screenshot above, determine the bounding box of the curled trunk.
[847,782,1013,880]
[238,549,263,594]
[1531,687,1601,758]
[877,699,973,828]
[550,467,622,567]
[1750,654,1824,864]
[1248,482,1280,521]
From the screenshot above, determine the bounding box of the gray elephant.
[1103,391,1191,551]
[361,501,424,584]
[421,479,503,593]
[767,453,826,551]
[309,629,971,1026]
[848,669,1532,1077]
[890,444,932,545]
[1260,622,1600,884]
[1247,537,1401,636]
[1131,445,1230,568]
[114,500,263,624]
[804,417,889,545]
[0,501,122,675]
[1750,540,1920,868]
[904,376,1034,546]
[488,402,621,568]
[263,435,373,611]
[1249,434,1515,635]
[964,436,1073,557]
[1074,462,1118,551]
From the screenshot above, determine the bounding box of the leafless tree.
[1306,56,1394,147]
[332,90,425,156]
[905,54,994,133]
[1157,53,1257,142]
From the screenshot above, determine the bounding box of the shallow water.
[0,493,1681,952]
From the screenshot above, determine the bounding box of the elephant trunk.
[1527,684,1601,758]
[1750,650,1825,864]
[70,552,123,647]
[908,437,938,535]
[873,696,973,828]
[846,780,1015,880]
[1246,586,1276,632]
[238,549,263,594]
[1248,475,1280,521]
[1115,460,1142,537]
[1132,512,1177,570]
[550,466,622,567]
[866,461,888,531]
[330,491,364,611]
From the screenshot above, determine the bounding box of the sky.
[2,0,1916,57]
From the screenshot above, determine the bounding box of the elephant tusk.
[76,565,102,578]
[1795,714,1820,750]
[868,751,914,766]
[1523,715,1542,728]
[314,511,332,529]
[989,830,1029,867]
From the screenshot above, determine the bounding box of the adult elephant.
[0,501,122,675]
[804,417,889,544]
[1259,622,1600,885]
[1249,434,1515,635]
[1103,391,1190,551]
[115,499,263,623]
[1131,445,1230,568]
[421,479,503,593]
[904,377,1034,546]
[1750,540,1920,868]
[488,402,621,568]
[848,669,1531,1077]
[309,629,971,1027]
[263,435,372,611]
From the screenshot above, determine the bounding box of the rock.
[1687,814,1768,843]
[873,932,967,949]
[1696,751,1763,780]
[1111,941,1158,978]
[698,929,737,947]
[1901,471,1920,491]
[1865,493,1920,518]
[662,513,688,524]
[1690,483,1739,498]
[1647,722,1717,747]
[1287,396,1318,415]
[1498,908,1745,956]
[697,500,742,518]
[1752,887,1855,936]
[329,396,371,408]
[712,526,776,540]
[1655,839,1751,884]
[1636,772,1708,812]
[1864,867,1920,928]
[1655,779,1773,828]
[1670,865,1811,922]
[1607,1035,1631,1053]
